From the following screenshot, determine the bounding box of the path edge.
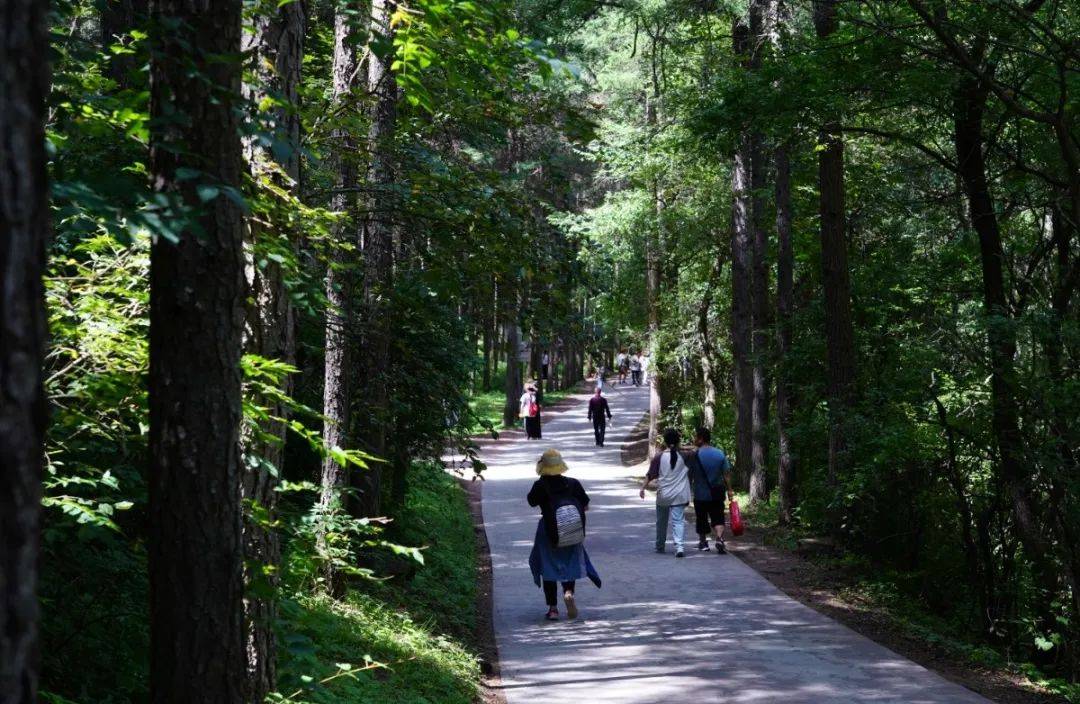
[460,477,508,704]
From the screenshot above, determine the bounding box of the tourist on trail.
[528,449,601,621]
[688,427,734,554]
[520,384,542,440]
[639,428,691,557]
[587,388,612,447]
[542,351,550,380]
[616,349,628,384]
[629,352,643,386]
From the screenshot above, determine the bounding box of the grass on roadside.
[276,462,481,704]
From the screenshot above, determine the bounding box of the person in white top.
[519,385,541,439]
[639,428,691,557]
[615,350,627,384]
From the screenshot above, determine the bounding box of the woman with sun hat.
[527,448,602,621]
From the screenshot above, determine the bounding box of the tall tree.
[813,0,857,489]
[319,2,360,588]
[357,0,399,517]
[730,18,754,488]
[774,144,795,525]
[748,0,771,504]
[240,0,304,696]
[645,43,663,459]
[147,1,247,700]
[0,0,50,700]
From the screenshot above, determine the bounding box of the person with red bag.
[519,384,542,440]
[688,427,735,554]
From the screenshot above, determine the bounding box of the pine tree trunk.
[239,0,304,696]
[747,0,771,506]
[775,145,796,526]
[356,0,399,518]
[698,259,722,432]
[503,311,522,428]
[319,4,359,590]
[730,19,754,489]
[0,2,50,698]
[813,0,857,489]
[645,90,663,459]
[147,1,247,700]
[953,75,1079,644]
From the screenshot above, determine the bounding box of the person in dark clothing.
[687,427,734,553]
[527,449,601,620]
[587,388,612,446]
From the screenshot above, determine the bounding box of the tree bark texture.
[0,1,50,699]
[814,0,857,489]
[698,258,723,432]
[503,311,522,427]
[774,145,796,526]
[645,89,662,459]
[319,4,360,591]
[239,0,304,696]
[747,0,771,506]
[147,1,247,701]
[356,0,399,518]
[729,19,754,489]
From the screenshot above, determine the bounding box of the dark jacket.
[528,475,590,545]
[587,396,612,422]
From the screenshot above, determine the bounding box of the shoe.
[655,546,665,554]
[564,592,578,620]
[716,540,727,554]
[697,539,709,551]
[545,607,559,621]
[675,550,685,558]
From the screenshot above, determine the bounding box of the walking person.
[587,388,612,447]
[528,449,602,620]
[520,384,542,440]
[639,428,691,557]
[541,351,550,380]
[688,427,734,553]
[629,352,643,386]
[616,349,628,384]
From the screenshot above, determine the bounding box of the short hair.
[695,427,711,444]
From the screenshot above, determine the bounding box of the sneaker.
[545,607,559,621]
[697,539,709,551]
[655,546,665,554]
[675,550,685,558]
[564,592,578,620]
[715,539,727,554]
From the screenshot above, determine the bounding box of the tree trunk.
[147,1,247,700]
[645,89,663,459]
[748,0,771,506]
[318,3,359,591]
[814,0,857,490]
[730,19,754,489]
[239,0,304,696]
[775,145,796,526]
[482,288,493,392]
[100,0,147,84]
[0,2,50,698]
[503,311,522,427]
[698,258,722,431]
[356,0,399,518]
[953,75,1078,643]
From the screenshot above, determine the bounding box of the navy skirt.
[528,519,601,588]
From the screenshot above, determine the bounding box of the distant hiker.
[528,449,601,621]
[688,427,734,554]
[587,388,612,447]
[629,353,643,386]
[595,362,607,392]
[616,349,628,384]
[639,428,691,557]
[542,351,550,380]
[520,384,542,440]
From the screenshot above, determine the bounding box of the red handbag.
[729,500,744,537]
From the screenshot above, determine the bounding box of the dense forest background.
[1,0,1076,702]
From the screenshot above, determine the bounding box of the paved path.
[479,382,990,703]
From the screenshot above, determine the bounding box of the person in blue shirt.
[688,427,734,553]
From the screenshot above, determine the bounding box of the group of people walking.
[615,349,649,386]
[526,420,733,620]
